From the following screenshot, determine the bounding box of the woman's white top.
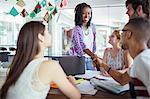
[7,58,50,99]
[83,26,93,57]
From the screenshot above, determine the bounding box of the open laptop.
[50,56,85,76]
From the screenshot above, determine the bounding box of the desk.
[47,88,131,99]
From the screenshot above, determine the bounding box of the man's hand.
[92,57,103,67]
[92,57,110,73]
[100,67,110,76]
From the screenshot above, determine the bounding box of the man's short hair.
[125,17,150,43]
[125,0,150,19]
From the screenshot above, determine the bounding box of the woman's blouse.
[106,48,125,70]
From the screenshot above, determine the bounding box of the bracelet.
[107,67,111,74]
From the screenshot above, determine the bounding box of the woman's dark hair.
[0,21,45,99]
[125,0,149,19]
[74,2,92,28]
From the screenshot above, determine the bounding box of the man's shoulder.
[134,49,150,61]
[130,49,150,75]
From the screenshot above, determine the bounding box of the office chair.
[0,52,10,62]
[129,77,150,98]
[9,47,16,51]
[0,47,7,52]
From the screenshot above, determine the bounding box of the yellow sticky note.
[75,79,84,84]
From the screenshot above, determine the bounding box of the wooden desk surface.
[47,88,131,99]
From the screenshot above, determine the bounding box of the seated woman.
[101,30,132,76]
[0,21,81,99]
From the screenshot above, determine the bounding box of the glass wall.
[0,15,24,52]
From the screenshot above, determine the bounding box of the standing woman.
[0,21,81,99]
[70,3,97,70]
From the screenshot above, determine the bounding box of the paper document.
[95,74,114,81]
[76,80,97,95]
[75,70,100,79]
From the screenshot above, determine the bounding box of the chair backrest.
[0,47,7,51]
[9,47,16,51]
[129,77,150,98]
[0,52,9,62]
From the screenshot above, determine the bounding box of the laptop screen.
[50,56,85,76]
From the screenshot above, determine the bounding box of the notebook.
[90,77,129,95]
[50,56,85,76]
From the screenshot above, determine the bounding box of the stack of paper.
[76,80,97,95]
[75,70,100,79]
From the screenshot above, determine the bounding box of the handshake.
[92,56,103,67]
[85,49,111,75]
[91,55,108,69]
[92,56,110,76]
[85,49,106,68]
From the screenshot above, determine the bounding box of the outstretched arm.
[83,49,97,59]
[93,57,131,85]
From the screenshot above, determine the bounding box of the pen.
[93,77,107,81]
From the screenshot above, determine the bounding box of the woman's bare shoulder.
[104,47,111,52]
[39,60,61,72]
